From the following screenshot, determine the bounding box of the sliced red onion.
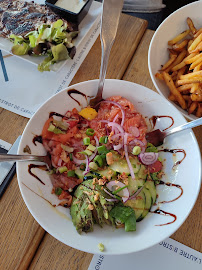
[72,154,86,165]
[99,120,110,124]
[113,114,119,123]
[113,143,123,151]
[108,122,124,134]
[106,180,129,203]
[127,185,144,201]
[139,152,158,165]
[124,133,135,180]
[89,136,99,162]
[83,156,90,175]
[105,198,119,202]
[101,100,125,126]
[103,188,118,199]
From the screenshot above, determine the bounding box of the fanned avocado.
[70,180,115,233]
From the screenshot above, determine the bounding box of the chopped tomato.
[148,160,162,173]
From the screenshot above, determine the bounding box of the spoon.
[0,154,52,169]
[146,117,202,147]
[89,0,124,108]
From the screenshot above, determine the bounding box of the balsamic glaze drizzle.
[157,180,183,204]
[150,115,174,131]
[150,209,177,226]
[160,148,186,167]
[28,164,47,185]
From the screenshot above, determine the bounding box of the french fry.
[188,101,198,114]
[194,28,202,38]
[161,54,177,71]
[165,50,187,73]
[168,30,190,46]
[196,103,202,117]
[177,78,202,85]
[162,72,187,109]
[187,17,197,34]
[177,84,192,92]
[156,17,202,117]
[190,83,200,93]
[172,39,189,51]
[155,72,164,80]
[188,33,202,52]
[179,70,202,79]
[184,53,202,65]
[191,41,202,53]
[191,93,202,102]
[168,94,176,102]
[171,53,197,72]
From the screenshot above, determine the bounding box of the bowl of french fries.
[148,1,202,120]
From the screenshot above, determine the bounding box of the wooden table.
[0,14,201,270]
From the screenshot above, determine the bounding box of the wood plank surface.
[124,29,202,252]
[0,14,148,270]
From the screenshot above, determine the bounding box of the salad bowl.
[17,79,201,255]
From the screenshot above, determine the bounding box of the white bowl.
[17,79,201,255]
[148,1,202,121]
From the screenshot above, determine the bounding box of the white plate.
[0,0,102,72]
[148,1,202,121]
[17,79,201,255]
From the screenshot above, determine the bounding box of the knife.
[0,136,21,198]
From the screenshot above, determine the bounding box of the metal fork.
[89,0,124,107]
[0,154,52,169]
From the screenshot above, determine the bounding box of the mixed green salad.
[10,19,78,72]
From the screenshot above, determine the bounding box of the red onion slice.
[106,180,129,203]
[124,134,135,180]
[127,185,144,201]
[72,154,86,165]
[139,152,158,165]
[103,188,118,199]
[108,122,124,134]
[83,156,90,175]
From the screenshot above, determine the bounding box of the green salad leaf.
[146,142,158,153]
[38,56,55,72]
[11,42,30,55]
[110,204,136,232]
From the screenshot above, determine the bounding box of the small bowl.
[45,0,93,25]
[148,1,202,121]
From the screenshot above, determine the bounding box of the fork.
[0,154,52,169]
[146,117,202,146]
[89,0,124,108]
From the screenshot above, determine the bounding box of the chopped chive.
[58,166,68,173]
[79,149,92,156]
[67,170,75,177]
[83,137,90,146]
[86,128,95,136]
[89,161,98,171]
[132,146,141,155]
[94,155,103,167]
[55,187,62,195]
[99,136,108,144]
[69,153,73,161]
[112,185,128,195]
[97,145,109,155]
[87,144,96,152]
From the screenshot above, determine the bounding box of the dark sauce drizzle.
[150,209,177,226]
[150,115,174,131]
[22,182,56,207]
[28,164,47,185]
[157,180,183,204]
[159,148,186,167]
[67,89,88,106]
[33,135,43,146]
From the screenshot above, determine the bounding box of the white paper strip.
[0,1,102,118]
[88,238,202,270]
